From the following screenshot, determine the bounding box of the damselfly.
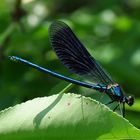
[9,21,134,117]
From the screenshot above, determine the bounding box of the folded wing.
[49,21,114,85]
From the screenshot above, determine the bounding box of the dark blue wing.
[49,21,114,84]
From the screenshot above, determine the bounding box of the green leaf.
[0,93,139,139]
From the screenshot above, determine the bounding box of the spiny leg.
[112,102,125,117]
[105,100,115,105]
[118,102,125,117]
[113,103,119,111]
[122,102,125,117]
[105,100,117,112]
[119,103,123,116]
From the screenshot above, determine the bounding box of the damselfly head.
[125,96,134,106]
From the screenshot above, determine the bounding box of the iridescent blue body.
[9,21,134,117]
[107,84,124,101]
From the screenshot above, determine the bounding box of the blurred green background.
[0,0,140,128]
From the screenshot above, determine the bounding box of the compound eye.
[127,96,134,106]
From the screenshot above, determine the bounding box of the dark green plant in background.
[0,0,140,135]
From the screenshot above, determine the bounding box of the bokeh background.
[0,0,140,128]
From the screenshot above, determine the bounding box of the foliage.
[0,93,140,139]
[0,0,140,136]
